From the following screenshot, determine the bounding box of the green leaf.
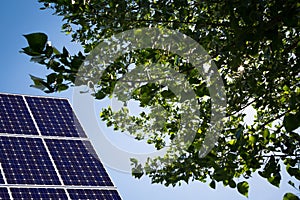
[23,33,48,53]
[287,167,300,180]
[45,44,54,58]
[267,173,281,187]
[21,47,41,56]
[30,55,46,64]
[283,113,300,132]
[209,180,216,189]
[229,180,236,188]
[263,129,270,139]
[283,85,290,91]
[62,47,69,57]
[235,127,243,139]
[57,84,69,92]
[283,193,300,200]
[46,73,57,84]
[161,90,176,99]
[29,74,54,93]
[237,181,249,197]
[288,180,295,188]
[29,74,47,91]
[130,158,138,165]
[94,90,106,100]
[131,158,144,179]
[249,135,256,145]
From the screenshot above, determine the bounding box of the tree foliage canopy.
[22,0,300,198]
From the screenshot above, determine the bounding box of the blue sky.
[0,1,297,199]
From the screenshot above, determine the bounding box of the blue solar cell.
[0,94,38,135]
[68,189,122,200]
[0,136,61,185]
[0,171,4,184]
[11,188,68,199]
[46,139,113,186]
[25,96,87,138]
[0,188,10,199]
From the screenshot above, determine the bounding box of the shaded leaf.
[94,90,106,100]
[283,193,300,200]
[283,113,300,132]
[267,173,281,187]
[288,180,295,188]
[21,47,41,56]
[287,167,300,180]
[235,127,243,139]
[237,181,249,197]
[57,84,69,92]
[29,74,47,91]
[209,180,216,189]
[229,180,237,188]
[23,33,48,53]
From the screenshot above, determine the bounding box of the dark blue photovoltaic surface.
[0,94,38,135]
[0,94,122,200]
[46,139,113,186]
[25,96,86,137]
[68,189,122,200]
[0,188,10,199]
[11,188,68,200]
[0,136,61,185]
[0,171,4,184]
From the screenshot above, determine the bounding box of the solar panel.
[0,93,122,200]
[0,136,60,185]
[11,188,68,199]
[68,189,122,200]
[0,94,38,135]
[46,139,113,186]
[25,96,87,138]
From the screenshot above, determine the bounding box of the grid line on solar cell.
[0,133,90,141]
[0,136,61,185]
[46,139,113,186]
[0,94,38,135]
[0,163,6,185]
[25,96,87,138]
[11,188,68,200]
[68,189,122,200]
[0,187,10,200]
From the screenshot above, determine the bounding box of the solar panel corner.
[0,93,122,200]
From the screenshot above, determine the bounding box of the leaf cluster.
[21,0,300,198]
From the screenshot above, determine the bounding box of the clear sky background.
[0,1,297,200]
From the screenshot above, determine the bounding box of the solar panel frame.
[0,93,122,200]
